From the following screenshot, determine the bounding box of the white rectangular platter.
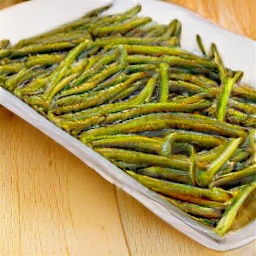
[0,0,255,251]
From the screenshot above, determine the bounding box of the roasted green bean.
[1,3,255,236]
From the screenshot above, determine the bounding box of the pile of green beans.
[1,4,255,236]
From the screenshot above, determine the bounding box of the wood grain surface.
[0,0,255,255]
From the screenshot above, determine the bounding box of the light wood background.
[0,0,255,255]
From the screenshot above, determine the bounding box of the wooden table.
[0,0,255,255]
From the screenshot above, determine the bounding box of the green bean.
[125,64,157,74]
[58,74,157,122]
[226,107,248,123]
[58,62,123,98]
[91,17,152,37]
[66,47,124,89]
[131,74,158,103]
[70,99,207,134]
[226,107,256,127]
[82,4,112,17]
[217,164,235,176]
[214,43,243,121]
[161,131,223,175]
[14,4,135,48]
[96,148,190,171]
[0,63,24,79]
[161,131,224,157]
[169,80,206,95]
[169,113,247,138]
[126,55,217,76]
[55,72,146,108]
[146,21,178,39]
[249,130,256,164]
[32,29,91,45]
[135,166,190,184]
[48,73,81,101]
[188,145,197,186]
[216,180,256,236]
[42,39,92,101]
[109,81,143,102]
[23,95,49,111]
[230,148,251,164]
[0,76,6,86]
[171,142,194,156]
[0,39,10,49]
[95,72,128,92]
[5,66,47,91]
[114,161,149,170]
[69,100,210,135]
[202,140,241,175]
[162,196,223,219]
[167,19,182,39]
[91,5,142,28]
[10,41,79,58]
[162,142,197,185]
[196,34,207,57]
[14,69,54,96]
[210,165,256,188]
[159,63,169,103]
[103,16,179,41]
[171,92,212,104]
[114,100,210,117]
[135,24,168,37]
[94,36,176,47]
[204,87,256,119]
[190,216,217,227]
[13,18,93,49]
[81,112,247,143]
[127,171,231,202]
[167,193,228,209]
[168,73,218,89]
[0,58,9,66]
[242,116,256,127]
[89,134,162,154]
[160,37,180,47]
[162,56,218,76]
[20,57,89,97]
[25,53,66,68]
[58,81,150,120]
[21,51,92,108]
[125,54,165,64]
[232,84,256,102]
[16,73,50,96]
[124,45,217,65]
[0,62,24,76]
[196,143,228,163]
[112,73,157,103]
[0,49,11,58]
[52,71,149,114]
[198,137,243,187]
[228,98,256,115]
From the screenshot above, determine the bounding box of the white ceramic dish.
[0,0,255,251]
